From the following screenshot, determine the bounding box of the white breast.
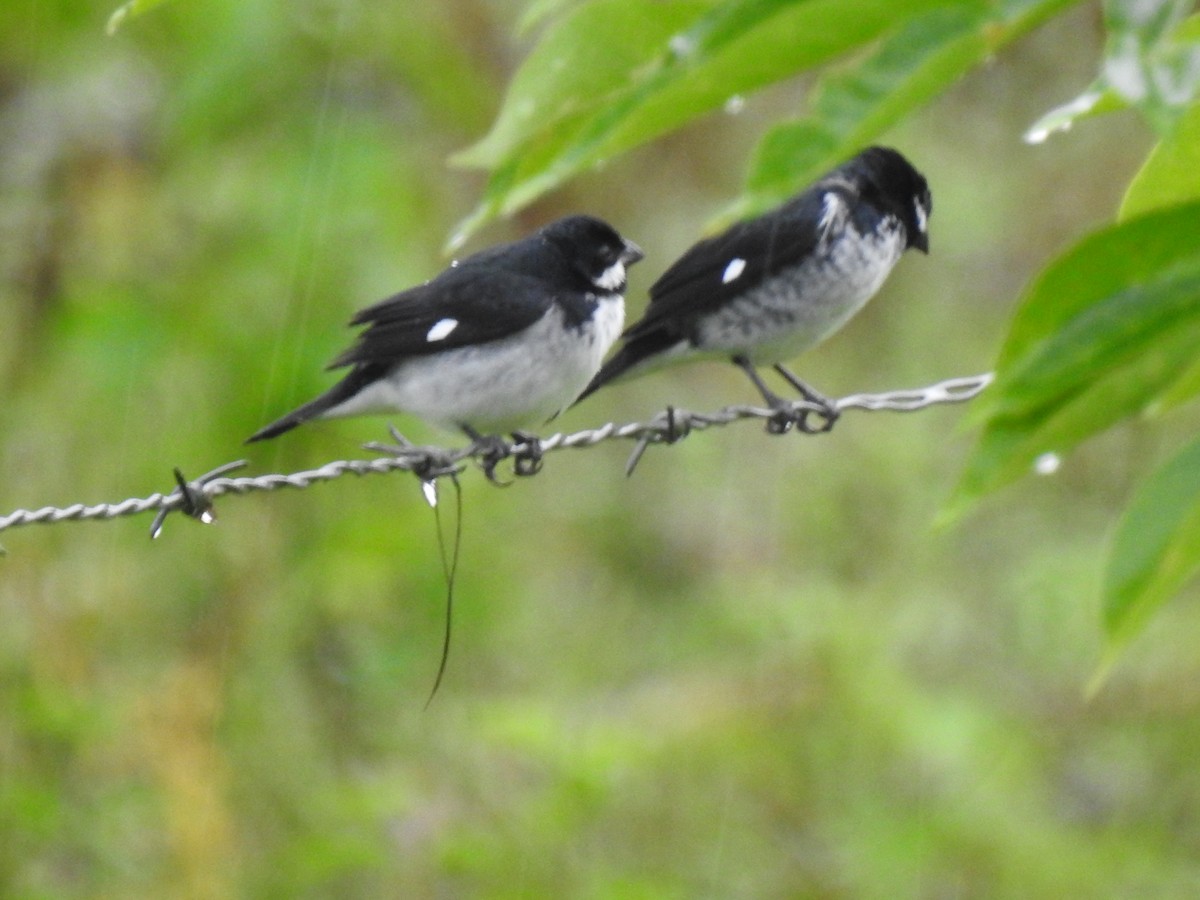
[698,217,905,364]
[321,296,625,434]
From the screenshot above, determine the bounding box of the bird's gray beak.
[913,231,929,254]
[622,240,645,265]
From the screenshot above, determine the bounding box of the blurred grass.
[4,1,1200,897]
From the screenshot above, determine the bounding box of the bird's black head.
[541,215,644,293]
[843,146,932,254]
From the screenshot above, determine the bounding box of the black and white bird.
[247,215,643,444]
[577,146,931,430]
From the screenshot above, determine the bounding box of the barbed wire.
[0,373,991,546]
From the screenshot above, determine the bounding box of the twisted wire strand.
[0,373,992,542]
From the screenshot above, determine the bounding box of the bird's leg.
[510,430,544,477]
[772,364,839,434]
[460,424,514,485]
[733,356,796,435]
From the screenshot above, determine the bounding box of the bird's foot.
[467,432,514,485]
[461,427,544,484]
[766,365,840,435]
[734,356,838,436]
[510,430,544,477]
[764,396,839,435]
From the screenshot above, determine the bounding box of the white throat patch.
[594,260,627,293]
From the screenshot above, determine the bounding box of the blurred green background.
[3,1,1200,896]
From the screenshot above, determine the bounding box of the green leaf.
[943,314,1200,524]
[453,0,708,171]
[990,203,1200,376]
[734,0,1074,222]
[1116,101,1200,414]
[1150,351,1200,414]
[1098,436,1200,676]
[106,0,174,35]
[947,202,1200,518]
[1120,98,1200,219]
[1103,0,1200,135]
[452,0,953,244]
[1023,85,1128,144]
[517,0,588,35]
[988,272,1200,422]
[735,5,984,219]
[1028,0,1200,140]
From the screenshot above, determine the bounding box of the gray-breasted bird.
[248,215,643,444]
[577,146,931,430]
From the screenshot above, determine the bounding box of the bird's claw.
[756,364,840,435]
[468,434,514,486]
[462,427,545,484]
[766,409,793,435]
[510,431,544,478]
[797,400,839,434]
[764,400,839,436]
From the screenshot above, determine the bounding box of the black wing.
[627,186,834,341]
[328,266,558,369]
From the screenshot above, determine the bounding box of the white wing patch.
[426,318,458,342]
[818,192,846,247]
[722,257,747,284]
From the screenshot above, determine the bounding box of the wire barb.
[0,373,992,542]
[148,461,248,539]
[625,405,693,476]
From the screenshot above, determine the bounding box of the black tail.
[245,367,374,443]
[575,328,681,405]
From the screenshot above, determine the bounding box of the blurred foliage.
[949,1,1200,667]
[1026,0,1200,140]
[4,0,1200,897]
[106,0,174,35]
[455,0,1081,235]
[462,0,1200,689]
